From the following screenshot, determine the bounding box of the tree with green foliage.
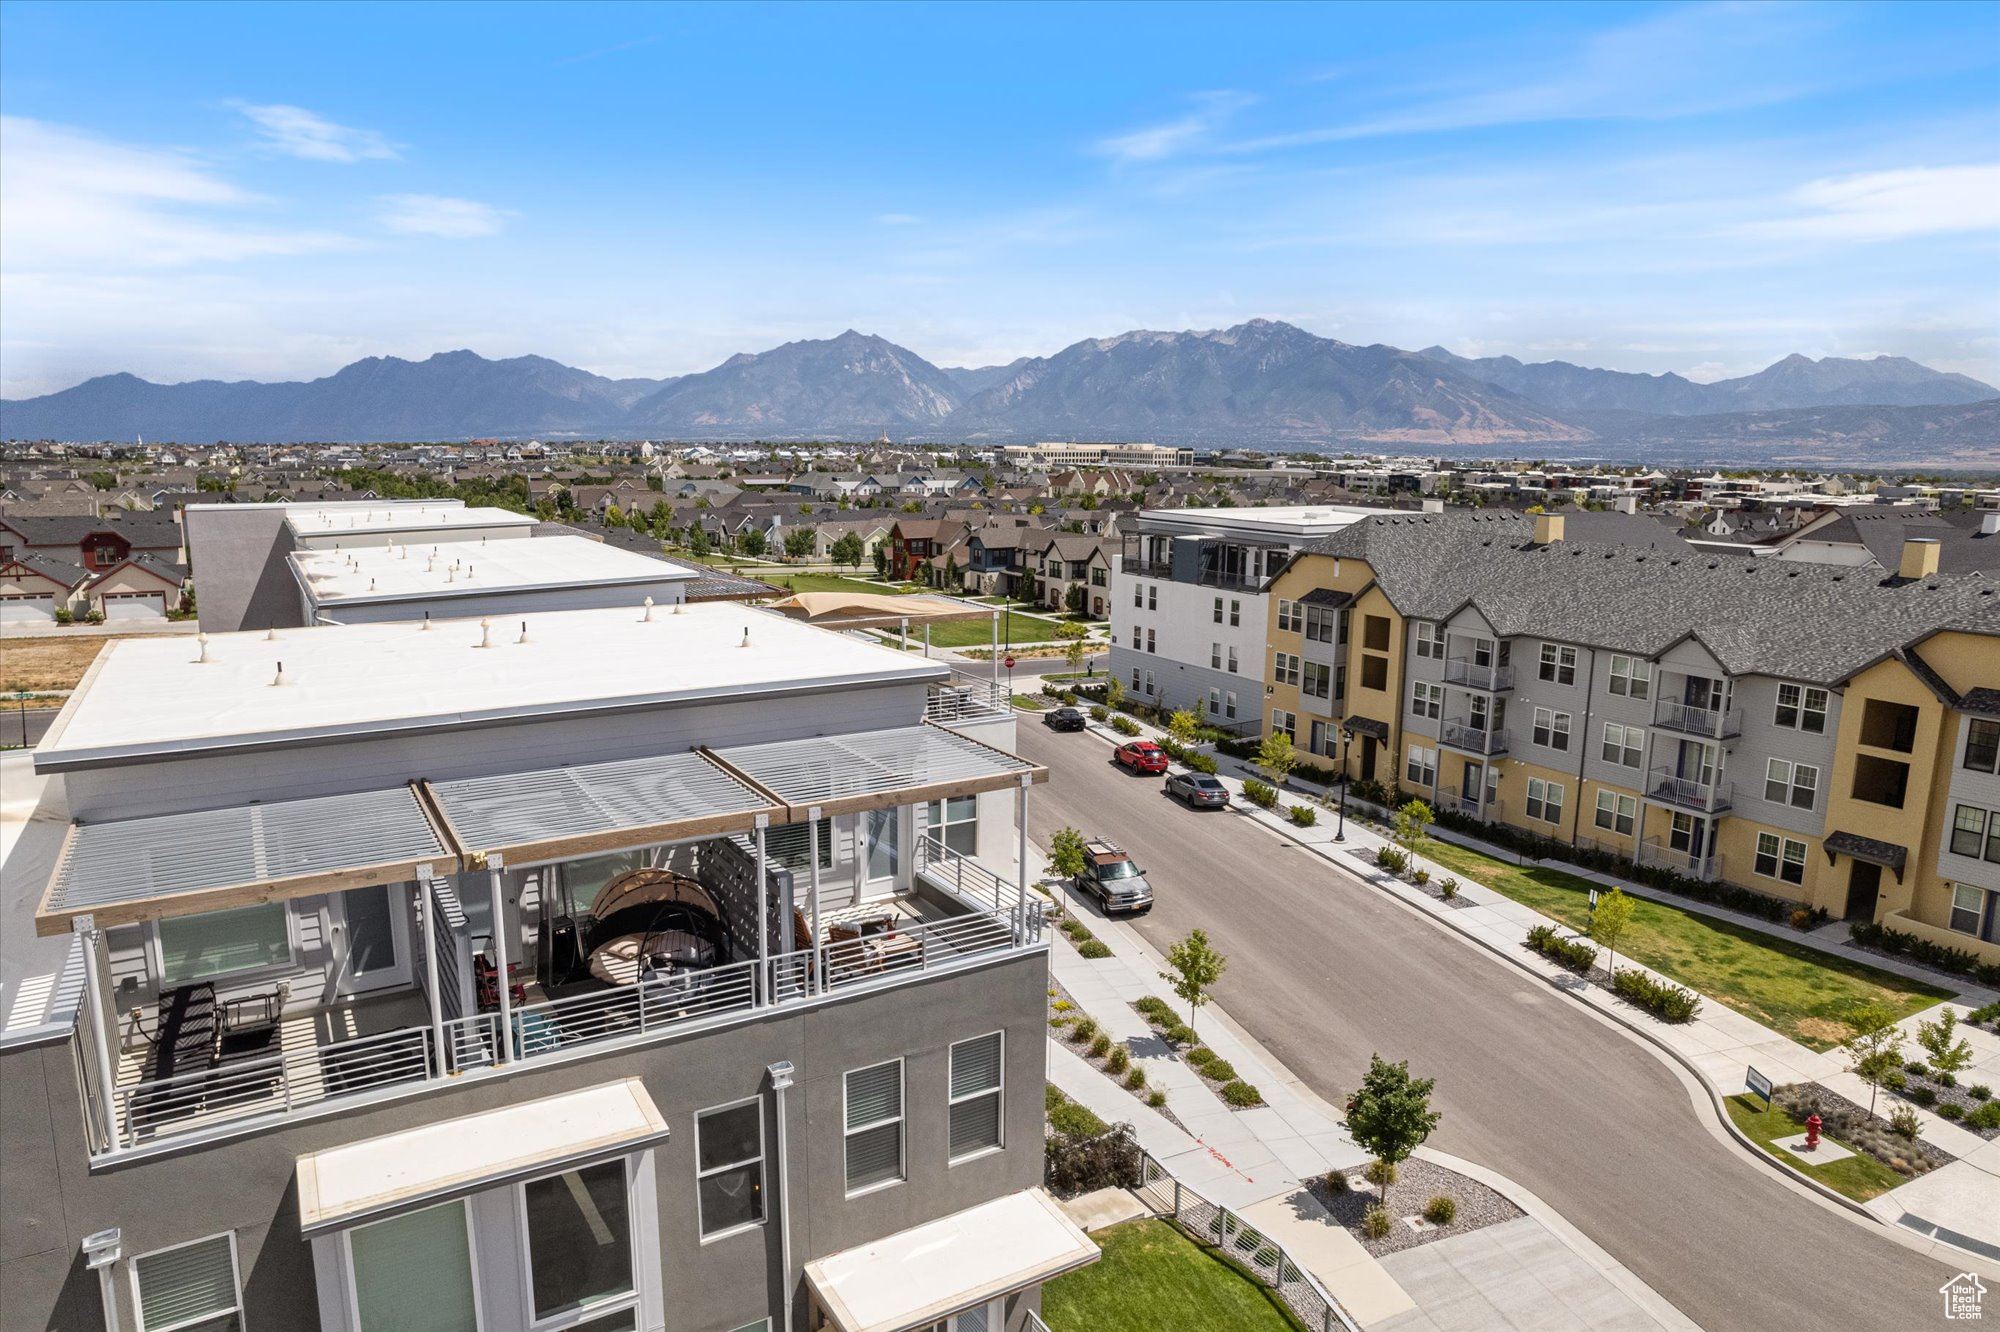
[1105,674,1125,711]
[1590,887,1637,975]
[685,523,712,558]
[1016,568,1038,606]
[831,531,865,570]
[605,503,624,527]
[1344,1055,1442,1213]
[1064,584,1087,616]
[1168,709,1200,746]
[1055,620,1089,673]
[737,528,768,557]
[84,470,119,491]
[942,553,961,590]
[784,527,817,560]
[1843,1005,1905,1117]
[872,542,889,577]
[1917,1007,1975,1077]
[1257,730,1297,788]
[1392,799,1434,859]
[1161,929,1227,1033]
[1048,827,1088,883]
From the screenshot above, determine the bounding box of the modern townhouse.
[1263,511,2000,961]
[1109,506,1382,732]
[1029,535,1115,619]
[0,587,1086,1329]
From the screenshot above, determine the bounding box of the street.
[1017,723,1963,1332]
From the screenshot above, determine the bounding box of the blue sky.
[3,0,1997,398]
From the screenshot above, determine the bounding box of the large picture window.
[697,1100,766,1239]
[845,1060,905,1193]
[949,1032,1005,1161]
[349,1201,479,1332]
[157,903,291,985]
[925,796,979,857]
[132,1233,244,1332]
[522,1160,635,1321]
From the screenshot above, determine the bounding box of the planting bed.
[1306,1157,1520,1258]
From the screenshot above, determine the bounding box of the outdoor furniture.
[587,930,717,987]
[474,937,527,1012]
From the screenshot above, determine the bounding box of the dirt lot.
[0,633,177,692]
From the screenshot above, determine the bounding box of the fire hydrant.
[1804,1113,1822,1151]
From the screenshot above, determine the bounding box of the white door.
[332,884,414,996]
[102,593,167,621]
[0,596,55,623]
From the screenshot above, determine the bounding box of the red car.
[1113,740,1170,775]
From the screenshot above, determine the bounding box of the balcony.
[1439,719,1510,756]
[1645,765,1733,813]
[1652,699,1742,740]
[1635,839,1723,882]
[927,676,1012,726]
[1443,658,1515,692]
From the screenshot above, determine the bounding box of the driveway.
[1018,724,1966,1332]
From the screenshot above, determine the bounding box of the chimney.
[1613,495,1638,514]
[1899,537,1942,580]
[1421,498,1444,514]
[1981,512,2000,537]
[1533,512,1565,545]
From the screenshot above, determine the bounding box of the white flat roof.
[296,1079,666,1234]
[285,503,537,538]
[34,602,944,769]
[806,1189,1099,1332]
[1137,504,1379,540]
[292,534,692,607]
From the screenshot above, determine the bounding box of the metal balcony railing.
[1439,719,1510,756]
[1443,658,1514,691]
[1652,699,1742,739]
[926,678,1012,726]
[1635,840,1723,881]
[1645,766,1733,812]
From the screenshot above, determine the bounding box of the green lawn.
[923,611,1063,647]
[1723,1094,1904,1201]
[1042,1219,1303,1332]
[760,572,913,596]
[1419,839,1951,1050]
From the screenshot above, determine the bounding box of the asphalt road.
[0,707,58,748]
[1018,722,1962,1332]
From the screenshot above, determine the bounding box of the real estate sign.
[1745,1065,1774,1108]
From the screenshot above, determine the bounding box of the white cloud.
[231,102,400,162]
[1729,164,2000,241]
[0,116,357,268]
[376,194,509,238]
[1094,92,1254,163]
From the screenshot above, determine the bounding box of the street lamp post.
[1334,729,1351,843]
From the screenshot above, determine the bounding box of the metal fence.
[1134,1147,1362,1332]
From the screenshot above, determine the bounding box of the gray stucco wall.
[182,505,304,634]
[0,948,1049,1332]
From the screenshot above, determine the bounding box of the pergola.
[764,590,1014,668]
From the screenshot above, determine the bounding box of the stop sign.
[1003,655,1016,670]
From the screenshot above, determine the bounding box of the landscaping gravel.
[1776,1083,1954,1175]
[1879,1066,2000,1140]
[1306,1156,1522,1258]
[1047,978,1193,1135]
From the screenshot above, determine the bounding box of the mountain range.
[4,321,1994,464]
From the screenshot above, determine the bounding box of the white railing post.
[1015,775,1031,944]
[73,918,121,1152]
[418,866,446,1078]
[807,809,823,995]
[488,857,513,1062]
[754,816,770,1008]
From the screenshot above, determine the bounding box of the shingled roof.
[1300,511,2000,685]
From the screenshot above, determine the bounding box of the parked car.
[1112,739,1169,774]
[1165,771,1230,808]
[1074,838,1154,914]
[1042,706,1087,732]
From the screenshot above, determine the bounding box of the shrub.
[1049,1016,1070,1029]
[1423,1195,1457,1225]
[1146,1089,1169,1108]
[1789,907,1814,930]
[1908,1086,1937,1107]
[1110,714,1141,737]
[1044,1123,1141,1194]
[1966,1102,2000,1131]
[1937,1071,1958,1089]
[1364,1158,1399,1191]
[1890,1105,1922,1140]
[1185,752,1218,775]
[1046,1091,1109,1140]
[1610,969,1703,1022]
[83,609,104,625]
[1077,939,1113,959]
[1851,920,2000,986]
[1135,995,1173,1021]
[1375,846,1408,874]
[1106,1044,1131,1075]
[1972,1084,1993,1101]
[1089,705,1108,722]
[1088,1033,1113,1059]
[1938,1101,1966,1121]
[1324,1169,1350,1194]
[1124,1066,1146,1090]
[1198,1057,1238,1082]
[1069,1017,1099,1044]
[1220,1079,1264,1107]
[1412,868,1430,887]
[1525,923,1598,974]
[1242,779,1278,809]
[1440,877,1460,901]
[1051,999,1073,1013]
[1361,1205,1393,1240]
[1289,804,1317,827]
[1185,1046,1216,1069]
[1060,918,1093,942]
[1884,1071,1908,1091]
[1164,1021,1196,1046]
[52,608,74,625]
[1906,1058,1930,1076]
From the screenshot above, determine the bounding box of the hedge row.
[1849,921,2000,987]
[1610,969,1704,1022]
[1525,923,1598,974]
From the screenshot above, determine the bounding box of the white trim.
[843,1057,907,1196]
[695,1095,768,1243]
[129,1230,246,1332]
[947,1030,1006,1165]
[514,1157,641,1330]
[340,1197,483,1332]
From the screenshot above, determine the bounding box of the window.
[1303,662,1332,701]
[1211,642,1222,669]
[1532,708,1571,752]
[1227,646,1238,673]
[1145,628,1156,655]
[1212,596,1223,624]
[1764,759,1818,810]
[924,796,978,856]
[157,904,290,986]
[845,1060,905,1193]
[1951,805,2000,863]
[1363,615,1390,651]
[1275,652,1300,687]
[132,1233,244,1332]
[1147,586,1158,612]
[1608,655,1651,699]
[1593,791,1636,836]
[1130,668,1141,692]
[1208,688,1220,716]
[1405,745,1437,787]
[1410,680,1443,720]
[937,1302,1003,1332]
[1143,670,1155,695]
[767,816,834,871]
[1229,599,1241,628]
[1967,719,2000,774]
[1225,691,1237,719]
[1277,599,1300,633]
[1304,605,1336,644]
[1412,622,1441,659]
[1773,684,1828,733]
[1361,656,1388,691]
[1754,832,1807,885]
[1271,709,1297,740]
[1525,779,1563,825]
[1600,723,1642,768]
[697,1101,766,1239]
[1950,884,1986,936]
[1134,583,1144,608]
[1538,643,1577,685]
[563,849,649,903]
[524,1163,635,1322]
[349,1201,478,1332]
[949,1032,1005,1160]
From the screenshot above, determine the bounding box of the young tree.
[871,542,889,578]
[1392,799,1435,859]
[943,553,961,590]
[604,502,624,527]
[1344,1055,1442,1213]
[1064,584,1087,616]
[685,523,712,558]
[1917,1007,1975,1077]
[1048,826,1088,884]
[1016,568,1039,606]
[1257,730,1297,787]
[1161,929,1227,1033]
[783,527,817,560]
[1843,1005,1905,1117]
[1590,887,1637,976]
[1055,621,1089,674]
[831,531,865,570]
[1105,674,1125,712]
[1168,709,1201,747]
[737,528,768,557]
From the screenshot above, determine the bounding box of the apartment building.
[997,442,1193,471]
[1263,511,2000,961]
[1110,506,1377,733]
[0,596,1089,1331]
